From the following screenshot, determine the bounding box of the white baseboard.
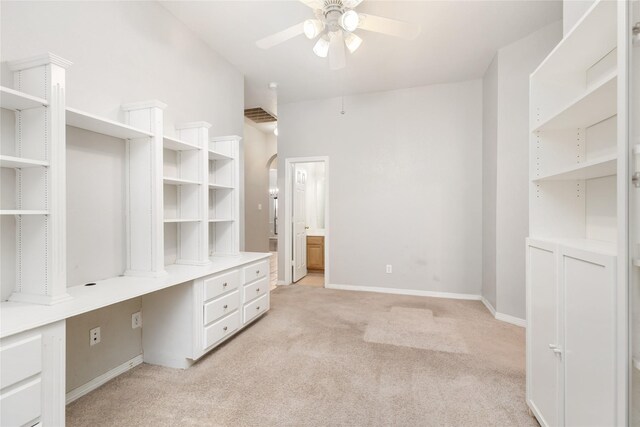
[326,283,482,301]
[276,280,287,286]
[481,297,497,317]
[66,354,143,404]
[495,312,527,328]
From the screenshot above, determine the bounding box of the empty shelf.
[66,108,153,139]
[208,150,233,160]
[163,136,200,151]
[0,210,48,215]
[164,218,201,223]
[163,177,201,186]
[0,86,48,111]
[0,155,49,168]
[208,183,234,190]
[209,219,234,223]
[533,154,616,181]
[532,72,617,132]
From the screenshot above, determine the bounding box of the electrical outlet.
[386,265,392,274]
[132,312,142,329]
[90,327,101,346]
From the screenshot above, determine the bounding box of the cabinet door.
[527,240,561,427]
[561,247,616,427]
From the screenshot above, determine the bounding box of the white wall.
[482,56,499,310]
[244,121,277,252]
[563,0,596,34]
[1,1,244,393]
[482,21,562,320]
[279,80,483,296]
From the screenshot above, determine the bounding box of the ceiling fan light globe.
[304,19,323,39]
[313,36,330,58]
[339,10,359,32]
[344,32,362,53]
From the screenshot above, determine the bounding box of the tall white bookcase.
[526,1,629,426]
[0,53,72,305]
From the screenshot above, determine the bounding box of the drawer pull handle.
[223,304,228,309]
[256,288,260,292]
[223,326,228,331]
[256,306,260,310]
[223,282,228,287]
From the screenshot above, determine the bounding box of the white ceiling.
[161,0,562,114]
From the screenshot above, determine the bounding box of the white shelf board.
[529,236,616,257]
[163,177,201,186]
[532,0,617,78]
[0,86,48,111]
[66,108,153,139]
[164,218,201,223]
[208,150,233,160]
[208,183,234,190]
[532,72,617,132]
[0,210,48,215]
[533,154,617,182]
[0,155,49,168]
[163,136,200,151]
[209,219,234,223]
[0,252,272,339]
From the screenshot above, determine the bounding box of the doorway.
[283,157,329,288]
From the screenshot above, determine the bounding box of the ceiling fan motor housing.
[323,0,345,32]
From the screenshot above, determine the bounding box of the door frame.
[283,156,330,287]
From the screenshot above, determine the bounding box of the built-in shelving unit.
[526,2,624,426]
[208,136,240,256]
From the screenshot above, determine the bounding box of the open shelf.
[164,218,201,223]
[163,136,199,151]
[0,155,49,168]
[0,210,48,215]
[208,149,233,161]
[163,177,201,186]
[208,183,234,190]
[532,0,617,79]
[209,219,234,223]
[533,154,616,182]
[532,72,617,132]
[66,107,153,139]
[0,86,48,111]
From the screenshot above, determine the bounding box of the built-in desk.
[0,252,271,426]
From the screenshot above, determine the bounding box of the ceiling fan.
[256,0,421,70]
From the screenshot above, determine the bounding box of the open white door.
[292,166,308,282]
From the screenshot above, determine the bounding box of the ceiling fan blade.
[329,31,346,71]
[256,22,305,49]
[358,13,421,40]
[299,0,324,9]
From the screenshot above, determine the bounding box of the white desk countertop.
[1,252,271,339]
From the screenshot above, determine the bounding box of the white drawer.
[204,269,240,301]
[0,334,42,389]
[243,293,269,325]
[243,277,269,304]
[204,311,240,349]
[0,377,41,427]
[204,290,240,325]
[243,260,269,284]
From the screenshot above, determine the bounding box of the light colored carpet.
[66,286,535,426]
[295,273,324,288]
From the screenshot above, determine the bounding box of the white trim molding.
[66,354,143,404]
[326,283,482,301]
[495,312,526,328]
[481,296,497,317]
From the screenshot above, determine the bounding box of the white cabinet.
[527,0,629,424]
[141,256,271,369]
[527,238,617,426]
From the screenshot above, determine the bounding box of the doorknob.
[305,226,310,229]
